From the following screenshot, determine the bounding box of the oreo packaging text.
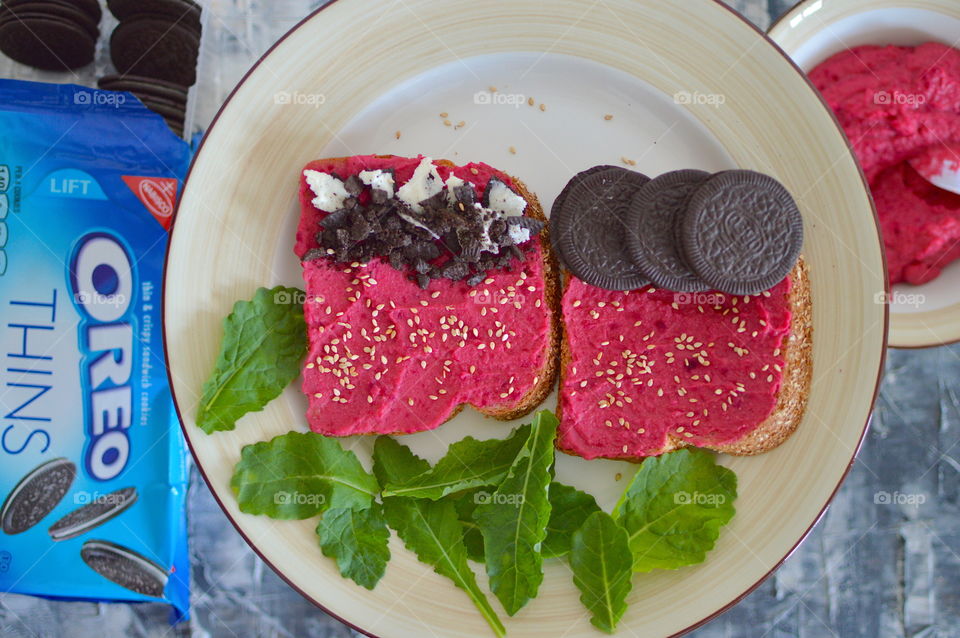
[0,79,191,617]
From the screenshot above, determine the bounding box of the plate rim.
[768,0,960,349]
[162,1,889,635]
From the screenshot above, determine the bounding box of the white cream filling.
[485,179,527,216]
[444,174,466,204]
[358,169,395,198]
[303,169,350,212]
[396,157,442,213]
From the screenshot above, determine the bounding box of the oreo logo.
[69,233,137,481]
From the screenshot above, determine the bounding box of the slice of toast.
[296,155,560,436]
[556,258,812,460]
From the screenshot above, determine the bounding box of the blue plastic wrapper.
[0,80,192,618]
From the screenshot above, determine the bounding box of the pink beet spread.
[809,43,960,285]
[295,155,552,436]
[558,278,792,460]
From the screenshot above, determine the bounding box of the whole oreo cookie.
[626,169,711,292]
[681,170,803,295]
[110,17,200,86]
[0,16,95,70]
[0,2,100,39]
[48,486,139,541]
[551,165,651,290]
[1,458,76,535]
[81,539,168,597]
[4,0,102,22]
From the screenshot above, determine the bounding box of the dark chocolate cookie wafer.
[1,458,76,535]
[107,0,201,35]
[0,16,95,70]
[48,487,139,541]
[81,539,168,597]
[138,96,185,120]
[110,17,200,86]
[681,170,803,295]
[0,2,99,39]
[550,165,651,290]
[4,0,101,22]
[97,74,189,105]
[626,169,711,292]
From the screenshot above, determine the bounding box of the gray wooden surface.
[3,1,957,636]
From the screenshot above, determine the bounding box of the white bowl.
[770,0,960,348]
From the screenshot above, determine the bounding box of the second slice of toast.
[556,259,812,460]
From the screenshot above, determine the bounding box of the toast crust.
[556,258,812,459]
[301,156,560,433]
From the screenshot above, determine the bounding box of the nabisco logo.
[122,175,179,230]
[140,179,174,217]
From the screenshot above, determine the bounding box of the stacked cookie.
[0,0,102,70]
[101,0,202,136]
[551,167,803,295]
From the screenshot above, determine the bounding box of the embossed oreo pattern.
[81,540,168,597]
[48,486,139,541]
[626,169,711,292]
[551,166,651,290]
[681,170,803,295]
[0,458,76,535]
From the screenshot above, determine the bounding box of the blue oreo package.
[0,80,191,618]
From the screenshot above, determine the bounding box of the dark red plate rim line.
[160,1,890,636]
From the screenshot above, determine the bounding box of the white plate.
[165,1,887,636]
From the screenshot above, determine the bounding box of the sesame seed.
[604,114,613,120]
[528,97,535,106]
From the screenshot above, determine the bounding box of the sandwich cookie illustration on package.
[0,79,191,617]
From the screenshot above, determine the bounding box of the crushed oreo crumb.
[306,168,544,286]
